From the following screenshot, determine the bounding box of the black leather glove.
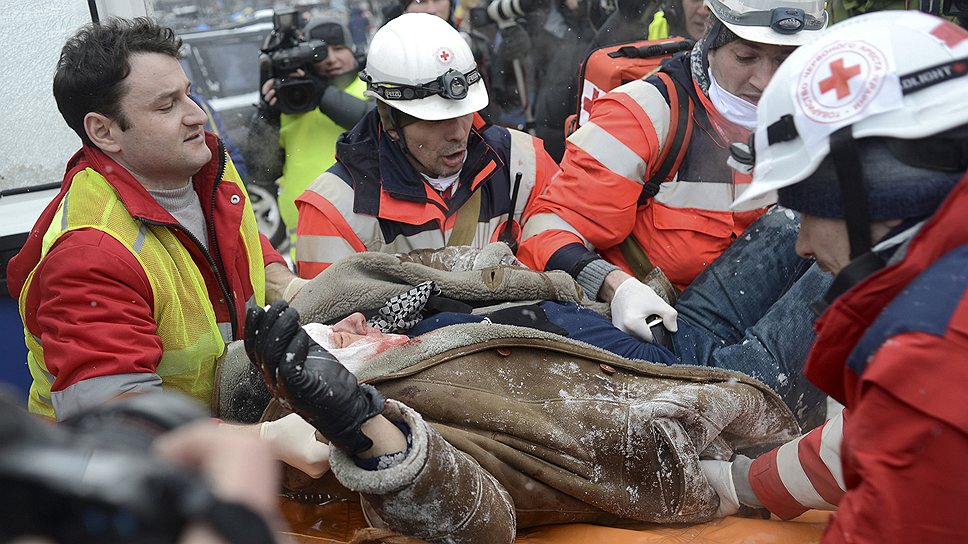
[498,24,531,62]
[245,301,386,455]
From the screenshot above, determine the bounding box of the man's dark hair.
[53,17,182,146]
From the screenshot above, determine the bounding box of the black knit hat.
[305,18,348,47]
[777,138,962,221]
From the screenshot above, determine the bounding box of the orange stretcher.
[279,498,831,543]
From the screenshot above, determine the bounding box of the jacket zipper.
[137,140,238,340]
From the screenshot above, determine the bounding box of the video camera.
[470,0,549,29]
[259,8,330,114]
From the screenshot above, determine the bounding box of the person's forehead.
[120,53,187,101]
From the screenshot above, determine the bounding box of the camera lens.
[276,79,320,114]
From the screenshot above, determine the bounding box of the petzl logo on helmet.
[436,47,455,65]
[797,40,889,125]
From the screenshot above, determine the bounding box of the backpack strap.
[447,188,483,247]
[638,72,695,205]
[619,71,695,282]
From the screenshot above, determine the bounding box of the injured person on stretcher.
[219,215,828,542]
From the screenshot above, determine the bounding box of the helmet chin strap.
[384,106,445,178]
[810,126,885,315]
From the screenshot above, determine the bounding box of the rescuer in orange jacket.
[518,0,828,342]
[293,14,559,279]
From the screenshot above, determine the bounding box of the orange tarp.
[280,498,831,543]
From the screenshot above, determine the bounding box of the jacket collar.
[337,109,501,217]
[662,54,751,147]
[67,132,225,224]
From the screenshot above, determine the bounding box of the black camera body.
[259,9,330,114]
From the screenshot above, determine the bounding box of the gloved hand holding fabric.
[610,276,678,342]
[245,301,386,456]
[700,459,742,517]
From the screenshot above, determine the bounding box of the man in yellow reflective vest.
[7,17,306,423]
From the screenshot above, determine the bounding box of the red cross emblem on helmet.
[436,47,454,65]
[797,40,889,125]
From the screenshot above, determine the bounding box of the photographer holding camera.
[245,11,371,254]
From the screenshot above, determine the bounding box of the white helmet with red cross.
[360,12,488,121]
[734,11,968,209]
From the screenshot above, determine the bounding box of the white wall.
[0,0,151,192]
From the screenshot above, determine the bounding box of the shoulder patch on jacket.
[847,244,968,375]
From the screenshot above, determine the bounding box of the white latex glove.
[701,460,741,517]
[260,413,331,478]
[609,277,678,342]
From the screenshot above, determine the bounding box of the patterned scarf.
[366,280,441,333]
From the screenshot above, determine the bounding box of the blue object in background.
[0,296,30,402]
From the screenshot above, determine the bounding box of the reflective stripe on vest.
[21,164,264,418]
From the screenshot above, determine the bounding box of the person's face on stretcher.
[304,313,410,372]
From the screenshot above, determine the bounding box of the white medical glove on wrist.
[609,276,678,342]
[701,459,742,517]
[282,277,310,303]
[259,413,331,478]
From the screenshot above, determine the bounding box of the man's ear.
[84,112,122,153]
[385,127,400,142]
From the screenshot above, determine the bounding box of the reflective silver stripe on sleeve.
[567,122,648,184]
[613,79,672,146]
[51,372,163,421]
[217,321,233,343]
[296,234,359,265]
[775,432,838,510]
[302,173,382,251]
[565,80,670,185]
[820,412,846,490]
[521,212,590,246]
[655,179,776,212]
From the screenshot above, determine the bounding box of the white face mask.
[707,67,759,131]
[303,323,390,375]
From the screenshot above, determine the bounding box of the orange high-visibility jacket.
[519,54,775,291]
[294,111,559,278]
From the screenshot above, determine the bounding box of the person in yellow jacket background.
[245,14,371,257]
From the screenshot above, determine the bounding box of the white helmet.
[704,0,827,46]
[734,11,968,210]
[361,13,488,121]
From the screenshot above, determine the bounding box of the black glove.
[245,301,386,455]
[498,24,532,62]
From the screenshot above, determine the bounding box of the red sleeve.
[519,94,659,272]
[822,384,968,543]
[748,411,846,520]
[259,233,285,267]
[26,229,162,393]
